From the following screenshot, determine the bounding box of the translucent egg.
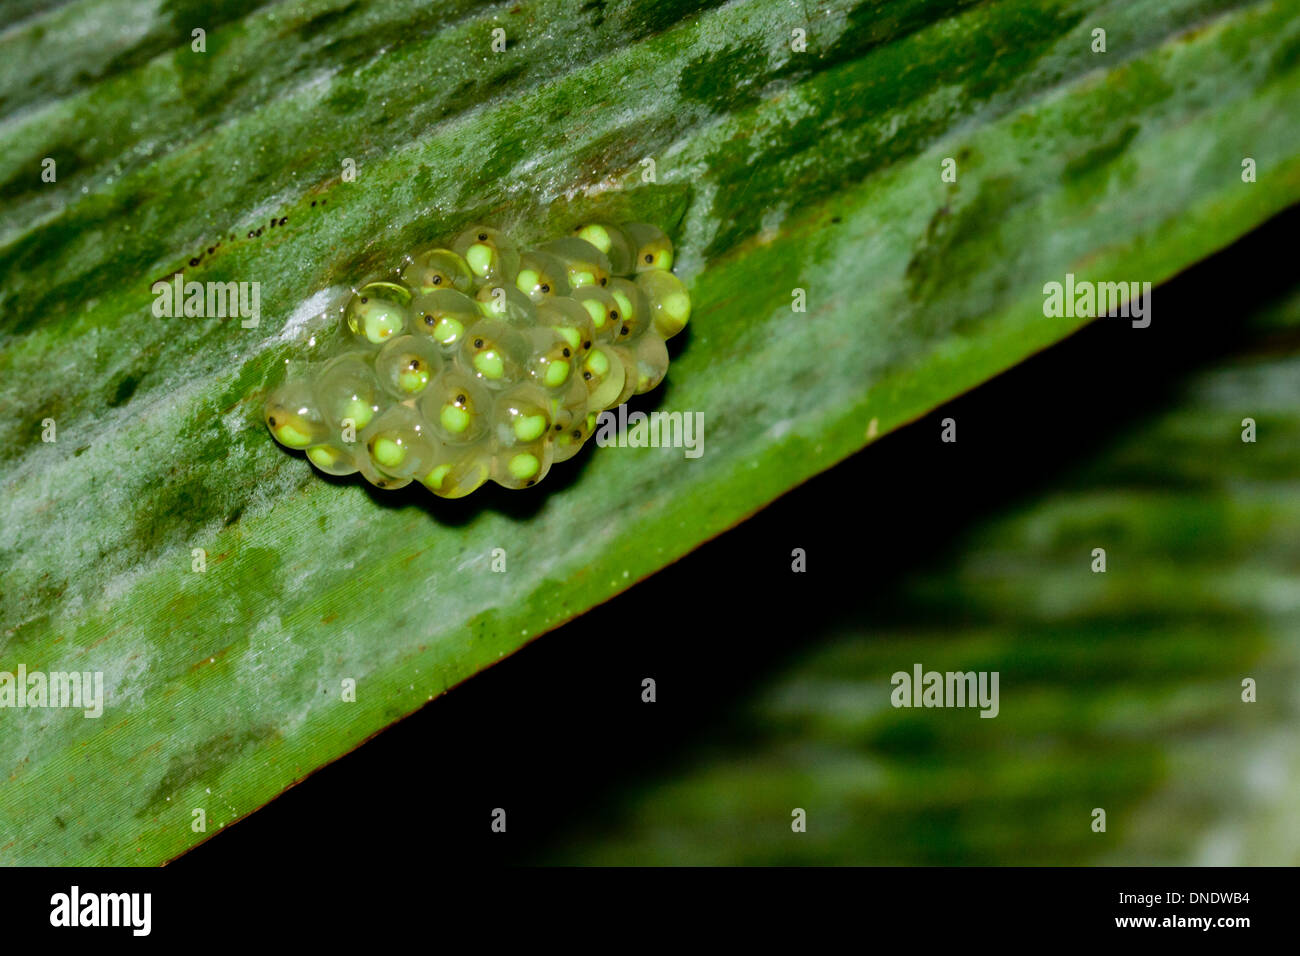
[401,248,473,294]
[569,286,623,343]
[633,331,670,394]
[536,297,596,358]
[314,353,384,433]
[635,269,691,339]
[421,446,491,498]
[306,442,359,476]
[473,282,538,328]
[545,376,590,446]
[607,344,640,408]
[515,250,572,302]
[361,404,437,480]
[408,288,479,352]
[536,237,612,290]
[356,452,413,490]
[452,225,520,287]
[265,379,328,449]
[419,370,490,444]
[623,222,674,272]
[581,344,627,411]
[553,407,597,463]
[491,439,554,490]
[456,318,529,389]
[606,277,651,344]
[344,281,412,347]
[525,326,576,391]
[492,384,554,448]
[573,221,634,275]
[375,334,443,398]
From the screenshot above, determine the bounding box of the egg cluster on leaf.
[264,221,690,497]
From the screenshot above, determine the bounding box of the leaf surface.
[1,0,1298,862]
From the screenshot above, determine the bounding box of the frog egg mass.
[265,221,689,497]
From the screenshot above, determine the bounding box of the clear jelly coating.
[266,221,687,495]
[376,334,443,399]
[536,237,613,291]
[344,281,411,347]
[402,248,474,295]
[409,289,480,351]
[622,222,674,273]
[515,249,572,303]
[452,225,520,287]
[573,221,634,275]
[569,285,624,343]
[314,353,386,433]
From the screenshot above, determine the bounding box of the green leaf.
[2,0,1299,863]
